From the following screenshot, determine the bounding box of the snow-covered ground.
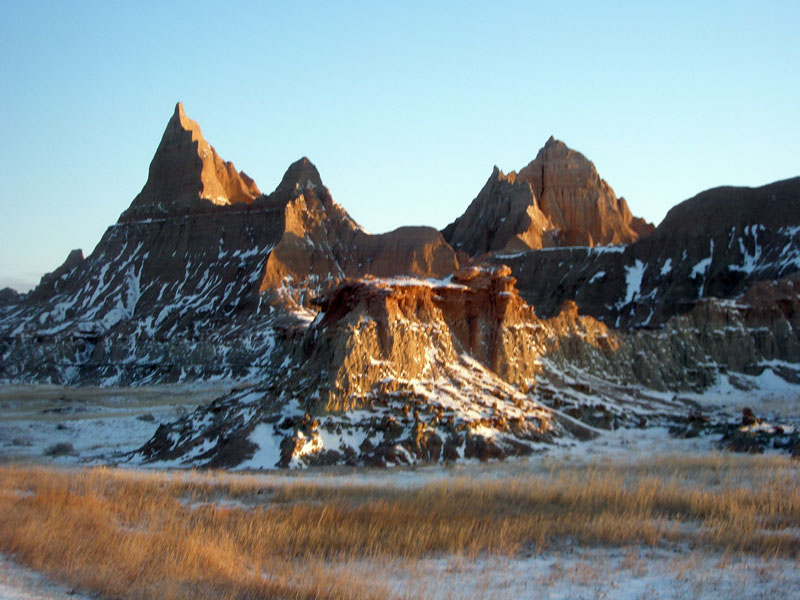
[1,368,798,470]
[372,548,800,600]
[0,382,236,464]
[1,375,798,600]
[0,555,92,600]
[681,362,800,416]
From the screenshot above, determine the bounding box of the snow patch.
[238,423,282,470]
[619,260,646,306]
[691,239,714,296]
[588,271,605,284]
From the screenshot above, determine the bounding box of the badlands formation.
[2,103,799,467]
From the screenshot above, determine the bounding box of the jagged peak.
[173,101,187,124]
[276,157,324,193]
[120,103,260,220]
[63,249,85,269]
[159,101,204,148]
[26,248,85,302]
[517,137,602,193]
[489,165,518,185]
[531,136,582,164]
[445,137,653,254]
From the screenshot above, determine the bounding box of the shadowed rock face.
[137,262,800,469]
[120,103,261,220]
[258,158,458,305]
[442,137,654,256]
[490,177,800,329]
[0,106,458,385]
[3,102,800,468]
[0,288,21,306]
[27,249,84,303]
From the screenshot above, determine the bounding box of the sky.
[1,1,798,291]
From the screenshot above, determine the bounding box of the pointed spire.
[119,103,260,220]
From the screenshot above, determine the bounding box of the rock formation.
[257,157,458,306]
[26,249,84,303]
[120,102,261,220]
[0,105,457,385]
[2,103,800,468]
[135,266,620,468]
[141,264,768,469]
[442,137,654,256]
[491,176,800,328]
[516,137,654,245]
[0,288,21,307]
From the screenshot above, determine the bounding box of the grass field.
[1,454,798,599]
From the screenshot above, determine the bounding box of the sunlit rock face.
[135,263,800,469]
[0,105,457,385]
[299,266,621,406]
[121,102,261,220]
[442,137,654,256]
[3,102,800,468]
[136,266,619,469]
[516,137,654,245]
[488,176,800,329]
[258,157,458,307]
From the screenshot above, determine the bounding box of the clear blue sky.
[1,1,798,291]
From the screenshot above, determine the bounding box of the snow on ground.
[0,383,236,465]
[0,555,92,600]
[368,548,800,600]
[2,366,799,470]
[237,423,283,470]
[677,365,800,416]
[166,427,722,491]
[1,376,798,599]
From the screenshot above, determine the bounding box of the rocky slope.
[489,177,800,329]
[142,260,799,469]
[0,106,457,385]
[442,137,654,255]
[136,266,696,468]
[121,103,261,220]
[2,103,799,467]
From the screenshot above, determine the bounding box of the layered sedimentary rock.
[3,103,800,468]
[0,106,457,384]
[516,137,654,245]
[142,262,794,469]
[442,137,654,256]
[258,158,458,306]
[121,103,261,220]
[136,267,608,468]
[490,177,800,329]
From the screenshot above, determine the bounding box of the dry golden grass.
[0,453,798,599]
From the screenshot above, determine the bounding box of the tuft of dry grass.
[0,454,798,599]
